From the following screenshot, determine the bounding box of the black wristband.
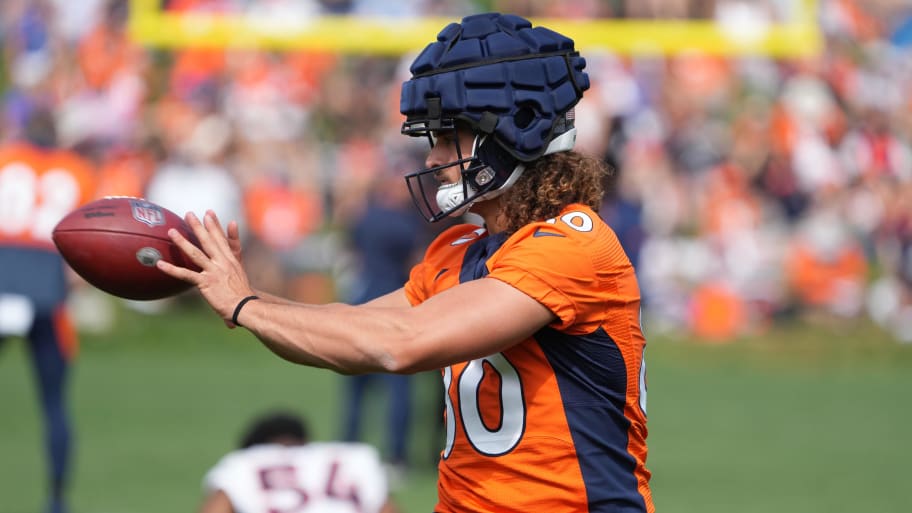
[231,295,259,327]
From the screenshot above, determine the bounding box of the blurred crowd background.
[2,0,912,343]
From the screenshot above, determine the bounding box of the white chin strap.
[435,182,473,217]
[435,127,577,218]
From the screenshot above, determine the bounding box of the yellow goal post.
[128,0,822,57]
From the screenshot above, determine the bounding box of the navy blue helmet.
[400,12,589,222]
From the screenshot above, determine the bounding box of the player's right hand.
[226,219,243,265]
[222,219,244,328]
[157,210,255,327]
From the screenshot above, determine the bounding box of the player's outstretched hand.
[226,219,243,264]
[156,210,255,326]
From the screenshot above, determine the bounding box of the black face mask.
[402,126,521,223]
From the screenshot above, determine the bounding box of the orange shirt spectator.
[77,6,142,91]
[689,282,748,342]
[0,142,97,249]
[244,177,323,250]
[93,147,157,200]
[786,236,867,313]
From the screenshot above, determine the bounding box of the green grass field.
[2,298,911,513]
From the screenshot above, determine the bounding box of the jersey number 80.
[443,353,525,458]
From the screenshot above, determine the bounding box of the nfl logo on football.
[130,200,165,227]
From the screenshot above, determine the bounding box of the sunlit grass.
[1,299,909,512]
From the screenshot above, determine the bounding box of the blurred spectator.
[867,179,912,342]
[145,112,244,234]
[785,192,868,319]
[91,137,162,200]
[0,108,98,513]
[243,171,322,254]
[339,156,427,481]
[59,0,147,149]
[239,145,328,302]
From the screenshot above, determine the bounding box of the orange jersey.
[405,204,653,513]
[0,143,97,249]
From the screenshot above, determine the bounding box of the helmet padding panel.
[400,12,589,163]
[399,12,589,223]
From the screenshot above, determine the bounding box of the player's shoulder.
[423,223,488,257]
[511,204,612,245]
[497,203,627,270]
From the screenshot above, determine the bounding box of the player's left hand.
[156,210,255,325]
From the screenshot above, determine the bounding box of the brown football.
[52,197,201,300]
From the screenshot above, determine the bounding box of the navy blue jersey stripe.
[458,232,507,282]
[454,230,648,511]
[536,327,648,512]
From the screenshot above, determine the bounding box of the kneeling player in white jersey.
[199,411,397,513]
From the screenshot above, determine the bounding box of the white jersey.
[202,442,388,513]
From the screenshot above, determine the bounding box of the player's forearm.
[251,288,294,305]
[236,299,413,374]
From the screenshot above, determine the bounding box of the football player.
[161,12,654,512]
[0,108,97,513]
[199,411,397,513]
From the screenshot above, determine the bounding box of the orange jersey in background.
[405,204,653,513]
[0,143,97,249]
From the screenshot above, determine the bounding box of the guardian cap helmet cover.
[400,12,589,222]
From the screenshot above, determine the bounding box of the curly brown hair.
[498,151,611,234]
